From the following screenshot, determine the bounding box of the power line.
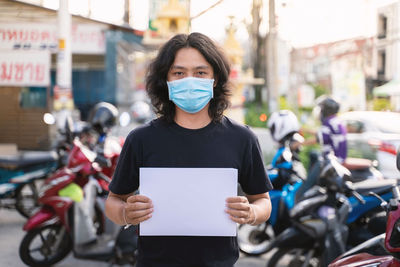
[190,0,225,20]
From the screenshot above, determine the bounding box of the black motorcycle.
[265,153,368,267]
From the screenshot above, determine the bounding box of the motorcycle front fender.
[339,233,385,259]
[329,253,397,267]
[23,207,59,231]
[267,226,314,250]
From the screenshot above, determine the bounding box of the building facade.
[376,1,400,82]
[290,37,375,111]
[0,0,142,149]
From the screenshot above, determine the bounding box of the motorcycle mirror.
[119,111,131,127]
[292,133,305,144]
[397,146,400,171]
[282,149,293,162]
[43,113,56,125]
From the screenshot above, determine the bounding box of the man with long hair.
[105,32,272,266]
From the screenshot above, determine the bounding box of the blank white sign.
[139,168,238,236]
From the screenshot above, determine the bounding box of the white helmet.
[267,110,300,142]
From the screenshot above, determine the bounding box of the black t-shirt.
[109,116,272,267]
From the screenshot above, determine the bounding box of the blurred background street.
[2,0,400,266]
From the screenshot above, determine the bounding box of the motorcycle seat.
[352,178,397,196]
[0,151,58,170]
[343,157,372,171]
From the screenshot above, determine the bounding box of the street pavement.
[0,209,274,267]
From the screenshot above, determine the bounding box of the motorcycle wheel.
[266,248,321,267]
[15,181,40,218]
[237,222,274,256]
[19,224,72,267]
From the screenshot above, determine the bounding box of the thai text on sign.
[0,51,50,86]
[0,23,106,54]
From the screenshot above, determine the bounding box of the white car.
[339,111,400,179]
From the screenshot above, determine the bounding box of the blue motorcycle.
[0,113,78,218]
[304,152,393,248]
[264,153,397,266]
[238,109,391,256]
[237,133,306,255]
[237,137,393,256]
[0,150,58,218]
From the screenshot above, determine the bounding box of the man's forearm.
[250,197,271,225]
[105,194,127,226]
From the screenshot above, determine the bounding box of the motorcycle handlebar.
[94,154,111,168]
[352,190,366,205]
[97,172,112,184]
[343,180,365,204]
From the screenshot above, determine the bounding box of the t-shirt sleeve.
[239,130,273,195]
[108,132,141,195]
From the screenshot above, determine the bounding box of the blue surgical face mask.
[167,77,214,114]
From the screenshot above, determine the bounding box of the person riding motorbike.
[268,109,302,148]
[237,110,305,255]
[267,109,305,188]
[303,96,347,163]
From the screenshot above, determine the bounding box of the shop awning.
[373,79,400,97]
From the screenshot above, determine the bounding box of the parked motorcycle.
[237,131,306,255]
[264,152,398,267]
[0,110,85,218]
[0,149,58,218]
[19,102,137,266]
[265,153,364,267]
[238,110,389,256]
[328,148,400,267]
[308,152,393,250]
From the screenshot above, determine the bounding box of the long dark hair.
[146,32,231,123]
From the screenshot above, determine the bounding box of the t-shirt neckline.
[170,119,218,135]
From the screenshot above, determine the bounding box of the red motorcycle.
[329,149,400,267]
[19,103,137,266]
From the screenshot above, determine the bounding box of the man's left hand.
[225,196,255,224]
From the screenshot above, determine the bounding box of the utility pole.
[396,0,400,80]
[87,0,92,18]
[123,0,131,26]
[56,0,73,111]
[250,0,264,105]
[57,0,71,92]
[266,0,278,112]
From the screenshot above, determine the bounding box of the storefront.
[0,0,143,150]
